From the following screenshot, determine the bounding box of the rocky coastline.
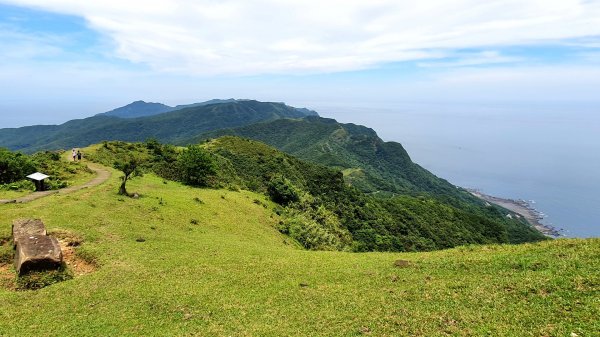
[467,189,562,238]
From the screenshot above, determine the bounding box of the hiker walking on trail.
[77,150,82,161]
[72,148,77,161]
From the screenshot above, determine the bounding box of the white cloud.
[577,51,600,62]
[417,51,522,68]
[419,64,600,102]
[565,36,600,48]
[1,0,600,75]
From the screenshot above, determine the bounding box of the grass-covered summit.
[0,151,598,336]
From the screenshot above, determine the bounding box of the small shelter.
[26,172,49,192]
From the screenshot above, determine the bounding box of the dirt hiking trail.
[0,163,110,205]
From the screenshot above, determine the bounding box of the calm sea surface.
[310,102,600,238]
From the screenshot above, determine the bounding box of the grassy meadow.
[0,163,598,336]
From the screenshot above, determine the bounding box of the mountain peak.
[97,99,319,119]
[130,100,150,105]
[101,101,174,118]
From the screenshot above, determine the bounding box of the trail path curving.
[0,163,111,205]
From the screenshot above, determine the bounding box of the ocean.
[310,102,600,238]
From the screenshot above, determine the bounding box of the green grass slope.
[206,137,545,250]
[85,138,543,251]
[0,101,315,153]
[1,134,544,256]
[0,165,598,336]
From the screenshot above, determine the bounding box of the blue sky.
[1,0,599,127]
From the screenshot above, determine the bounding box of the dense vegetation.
[192,117,548,244]
[86,138,545,252]
[196,116,471,198]
[208,137,545,250]
[0,101,317,153]
[0,148,35,185]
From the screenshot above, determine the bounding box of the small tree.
[114,157,142,196]
[177,145,217,187]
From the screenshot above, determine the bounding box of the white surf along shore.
[468,189,562,238]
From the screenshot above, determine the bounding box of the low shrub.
[177,145,218,187]
[267,176,301,205]
[0,180,35,192]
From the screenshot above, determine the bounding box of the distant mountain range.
[98,98,318,119]
[99,99,242,118]
[0,100,317,153]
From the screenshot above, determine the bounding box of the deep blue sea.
[309,102,600,238]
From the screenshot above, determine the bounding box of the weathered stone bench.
[14,235,63,276]
[12,219,63,276]
[12,219,47,248]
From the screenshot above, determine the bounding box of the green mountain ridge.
[99,99,244,118]
[97,99,319,120]
[0,100,316,153]
[192,119,548,244]
[193,116,469,200]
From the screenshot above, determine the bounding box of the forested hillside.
[194,116,459,196]
[87,138,546,251]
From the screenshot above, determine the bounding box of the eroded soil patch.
[51,230,98,277]
[59,241,97,276]
[0,263,15,291]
